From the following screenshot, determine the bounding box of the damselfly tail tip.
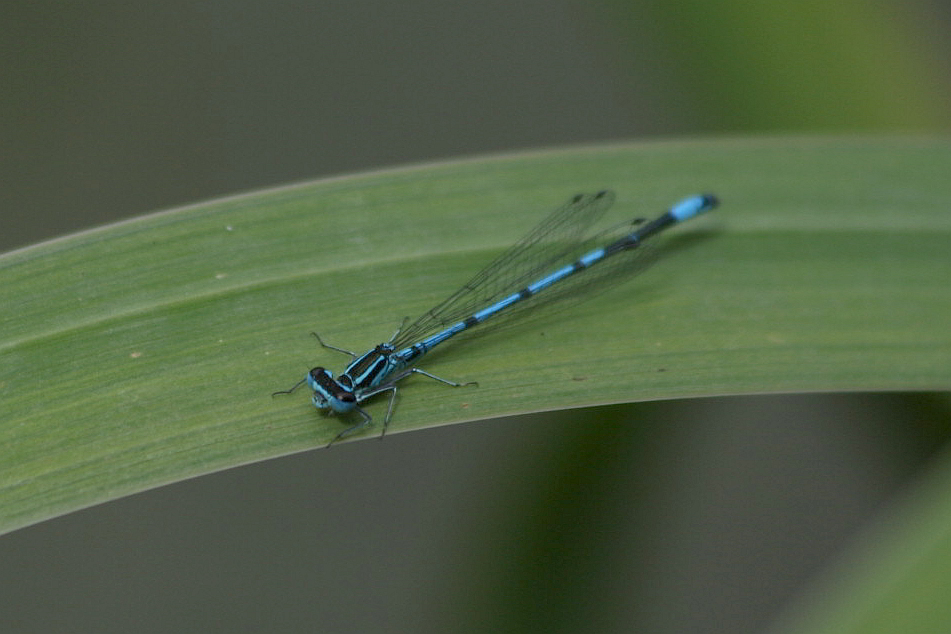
[701,193,719,210]
[670,193,719,222]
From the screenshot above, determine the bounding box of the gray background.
[3,2,950,632]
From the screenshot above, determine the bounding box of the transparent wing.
[391,190,617,347]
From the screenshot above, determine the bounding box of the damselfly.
[277,190,719,444]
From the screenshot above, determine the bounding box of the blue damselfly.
[277,190,719,444]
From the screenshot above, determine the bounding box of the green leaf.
[767,418,951,634]
[1,137,949,535]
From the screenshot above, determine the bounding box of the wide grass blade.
[1,137,949,535]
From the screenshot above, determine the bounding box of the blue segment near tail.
[670,194,718,222]
[276,190,720,445]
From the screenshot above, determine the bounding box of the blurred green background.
[2,1,950,632]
